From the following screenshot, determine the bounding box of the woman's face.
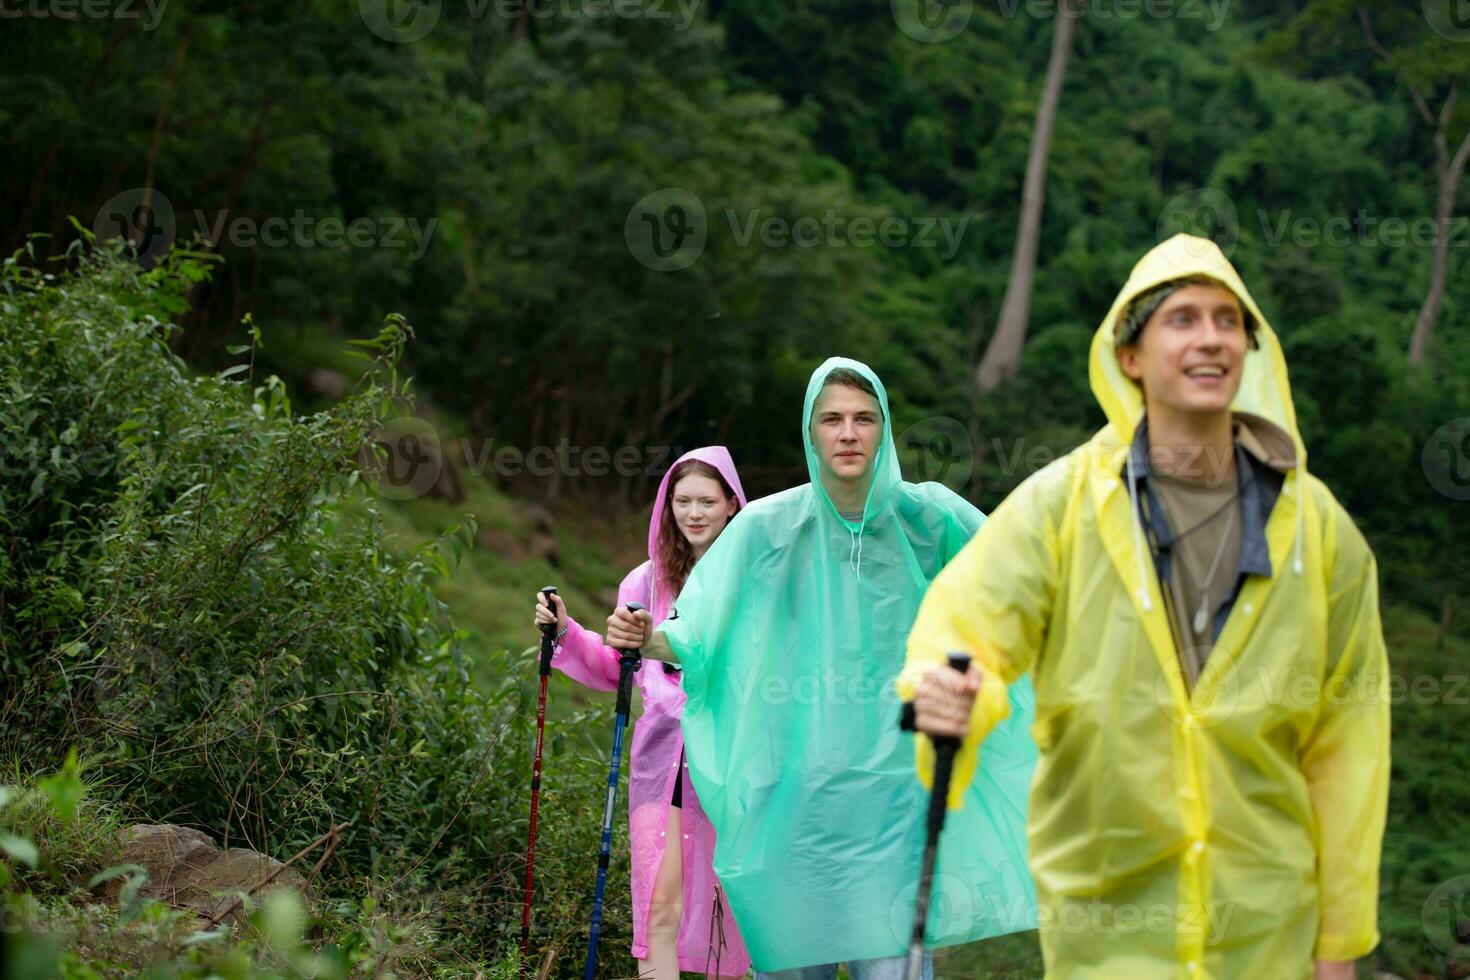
[670,472,736,555]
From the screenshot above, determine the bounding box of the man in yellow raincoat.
[900,234,1390,980]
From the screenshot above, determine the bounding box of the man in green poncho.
[606,357,1038,976]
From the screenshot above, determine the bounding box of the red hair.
[655,459,740,602]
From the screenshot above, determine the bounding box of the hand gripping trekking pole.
[583,601,645,980]
[899,652,972,980]
[521,586,559,969]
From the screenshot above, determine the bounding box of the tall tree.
[1357,8,1470,366]
[1266,1,1470,367]
[975,0,1083,394]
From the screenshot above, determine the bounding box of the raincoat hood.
[646,446,748,617]
[1089,233,1306,462]
[647,446,750,559]
[1089,233,1308,579]
[801,356,900,524]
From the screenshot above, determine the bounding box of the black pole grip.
[924,653,972,835]
[538,586,559,677]
[899,651,973,731]
[615,602,645,717]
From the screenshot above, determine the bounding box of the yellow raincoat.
[900,234,1390,978]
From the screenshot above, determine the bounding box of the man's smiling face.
[1117,282,1249,420]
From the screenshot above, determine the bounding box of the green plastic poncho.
[661,357,1038,970]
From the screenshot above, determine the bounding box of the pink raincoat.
[552,446,751,975]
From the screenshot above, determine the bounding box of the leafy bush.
[0,242,636,975]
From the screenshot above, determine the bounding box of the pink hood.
[645,446,748,616]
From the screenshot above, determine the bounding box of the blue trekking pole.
[583,601,645,980]
[899,651,972,980]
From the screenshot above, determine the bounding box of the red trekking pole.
[521,585,559,968]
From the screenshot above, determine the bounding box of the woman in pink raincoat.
[533,446,751,978]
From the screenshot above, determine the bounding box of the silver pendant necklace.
[1191,501,1238,636]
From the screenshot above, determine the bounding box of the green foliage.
[0,245,638,976]
[2,2,1468,975]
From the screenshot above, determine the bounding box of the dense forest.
[3,0,1469,977]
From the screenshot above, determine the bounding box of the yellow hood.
[1087,233,1307,467]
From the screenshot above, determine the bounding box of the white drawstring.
[845,517,867,578]
[1125,448,1153,611]
[1293,461,1304,574]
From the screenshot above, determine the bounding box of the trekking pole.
[583,601,645,980]
[520,586,559,970]
[899,651,972,980]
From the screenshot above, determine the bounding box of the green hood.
[801,355,901,529]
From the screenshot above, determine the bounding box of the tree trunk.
[1409,125,1470,366]
[975,0,1081,394]
[1358,15,1468,368]
[966,306,989,506]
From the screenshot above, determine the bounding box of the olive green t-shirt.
[1150,468,1242,687]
